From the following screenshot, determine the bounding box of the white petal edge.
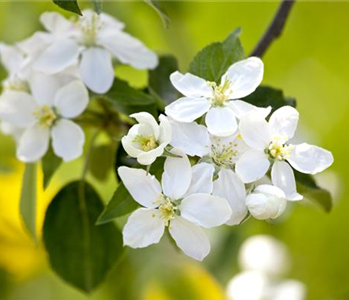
[222,57,264,99]
[206,106,238,137]
[185,163,215,195]
[235,149,270,183]
[118,166,162,208]
[51,119,85,162]
[288,143,334,174]
[169,71,212,98]
[17,124,50,162]
[123,208,165,248]
[54,81,89,118]
[169,216,210,261]
[180,193,232,228]
[213,168,247,225]
[271,161,303,201]
[161,148,192,199]
[165,97,211,123]
[269,106,299,140]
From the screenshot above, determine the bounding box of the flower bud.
[246,185,287,220]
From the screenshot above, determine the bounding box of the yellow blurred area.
[0,162,55,280]
[142,264,226,300]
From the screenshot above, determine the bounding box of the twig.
[250,0,296,57]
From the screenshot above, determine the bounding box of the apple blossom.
[236,106,334,200]
[33,10,158,94]
[119,149,232,261]
[0,73,88,162]
[246,185,287,220]
[165,57,270,136]
[121,112,171,165]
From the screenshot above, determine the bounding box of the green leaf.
[189,28,244,82]
[89,144,115,182]
[42,147,62,189]
[242,85,296,112]
[148,55,179,107]
[53,0,82,15]
[294,171,333,212]
[97,158,165,225]
[91,0,103,14]
[20,163,37,243]
[101,78,157,116]
[144,0,170,28]
[43,181,123,293]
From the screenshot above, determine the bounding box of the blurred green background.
[0,1,347,299]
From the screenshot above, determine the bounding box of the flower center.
[268,136,294,161]
[79,14,100,46]
[133,135,158,152]
[210,136,240,167]
[155,195,177,226]
[3,76,29,92]
[33,105,57,128]
[208,78,232,107]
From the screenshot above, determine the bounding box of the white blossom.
[165,57,270,136]
[33,10,158,94]
[246,185,287,220]
[121,112,171,165]
[0,73,88,162]
[236,106,333,200]
[119,149,232,261]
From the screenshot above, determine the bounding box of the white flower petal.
[136,144,166,165]
[98,11,125,30]
[79,47,114,94]
[118,166,162,208]
[0,43,24,74]
[213,168,247,225]
[158,114,172,145]
[51,119,84,162]
[185,163,215,195]
[123,208,165,248]
[17,124,50,162]
[169,216,210,261]
[239,112,271,150]
[54,81,89,118]
[169,120,210,157]
[271,161,303,201]
[288,143,334,174]
[162,148,191,199]
[254,184,287,199]
[235,149,270,183]
[165,97,211,123]
[269,106,299,140]
[206,106,238,137]
[29,72,62,106]
[180,193,231,228]
[40,12,72,34]
[169,71,212,98]
[0,91,37,127]
[130,112,160,140]
[34,38,79,74]
[229,100,271,119]
[222,57,264,99]
[99,30,158,69]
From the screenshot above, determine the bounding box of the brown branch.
[250,0,296,57]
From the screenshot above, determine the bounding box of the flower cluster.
[0,10,157,162]
[120,57,333,260]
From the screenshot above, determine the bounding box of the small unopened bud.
[246,185,287,220]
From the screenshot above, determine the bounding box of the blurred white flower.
[0,74,88,162]
[227,235,306,300]
[165,57,269,136]
[236,106,333,200]
[118,149,232,261]
[246,185,287,221]
[33,10,158,93]
[121,112,171,166]
[238,235,290,277]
